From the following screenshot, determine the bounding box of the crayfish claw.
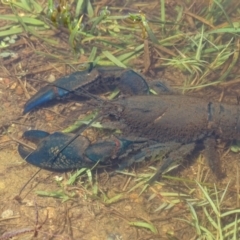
[22,130,50,144]
[23,85,69,114]
[18,130,51,160]
[117,69,149,95]
[18,144,33,160]
[18,131,91,171]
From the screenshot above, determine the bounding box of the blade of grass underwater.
[87,0,94,18]
[107,88,120,99]
[154,202,175,212]
[159,33,185,45]
[233,215,238,240]
[0,24,17,31]
[207,28,240,34]
[219,181,230,205]
[187,202,202,235]
[117,44,144,62]
[11,6,29,33]
[102,51,127,68]
[35,190,74,202]
[0,15,46,26]
[195,181,219,216]
[90,14,107,34]
[174,5,183,31]
[127,179,147,193]
[139,183,149,196]
[88,46,97,62]
[75,0,85,17]
[72,121,104,129]
[195,26,204,61]
[29,0,43,13]
[213,0,233,28]
[199,226,216,239]
[201,186,223,239]
[219,39,240,82]
[118,50,141,62]
[62,112,98,133]
[128,221,158,234]
[86,169,93,184]
[0,27,23,37]
[177,217,215,239]
[154,202,169,212]
[160,192,188,197]
[222,217,240,239]
[5,0,31,12]
[69,15,84,48]
[221,209,240,218]
[10,7,55,45]
[67,168,88,185]
[176,80,221,90]
[102,193,124,204]
[160,0,165,31]
[202,207,218,230]
[21,0,34,12]
[184,11,215,29]
[140,13,159,44]
[198,39,234,84]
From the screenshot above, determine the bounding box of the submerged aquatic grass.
[2,0,239,88]
[1,0,240,238]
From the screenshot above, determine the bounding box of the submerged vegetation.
[1,0,240,239]
[1,0,240,88]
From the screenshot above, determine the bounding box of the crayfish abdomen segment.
[212,103,240,140]
[115,95,240,143]
[116,95,212,143]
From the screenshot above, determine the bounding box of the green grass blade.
[187,202,201,235]
[195,181,219,217]
[88,46,97,62]
[213,0,233,28]
[160,0,165,31]
[87,0,94,18]
[102,51,127,68]
[0,27,23,37]
[75,0,85,17]
[128,221,158,234]
[0,15,46,25]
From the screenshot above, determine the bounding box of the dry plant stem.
[143,39,151,73]
[122,176,132,191]
[0,201,48,240]
[0,227,36,240]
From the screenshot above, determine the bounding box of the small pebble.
[48,74,56,82]
[9,82,17,90]
[123,205,132,211]
[1,209,13,219]
[107,233,122,240]
[0,181,5,190]
[15,85,23,95]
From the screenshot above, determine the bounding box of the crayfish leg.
[148,143,195,184]
[85,137,135,164]
[204,138,225,179]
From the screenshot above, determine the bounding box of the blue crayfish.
[19,65,239,182]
